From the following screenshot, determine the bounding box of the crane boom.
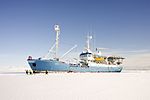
[60,45,77,59]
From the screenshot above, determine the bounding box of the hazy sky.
[0,0,150,68]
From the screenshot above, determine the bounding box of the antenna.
[54,25,60,59]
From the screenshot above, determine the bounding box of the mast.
[86,35,92,51]
[54,25,60,59]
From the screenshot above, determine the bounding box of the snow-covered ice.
[0,72,150,100]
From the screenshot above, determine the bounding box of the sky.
[0,0,150,69]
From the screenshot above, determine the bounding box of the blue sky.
[0,0,150,68]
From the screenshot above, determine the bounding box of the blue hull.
[28,59,123,72]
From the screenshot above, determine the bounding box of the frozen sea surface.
[0,71,150,100]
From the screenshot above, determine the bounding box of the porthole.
[32,63,36,67]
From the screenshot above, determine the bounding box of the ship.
[27,25,125,74]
